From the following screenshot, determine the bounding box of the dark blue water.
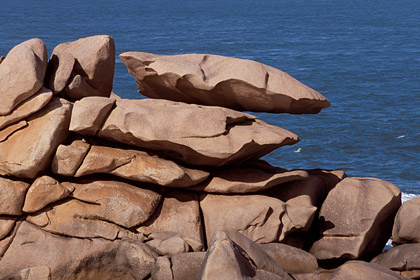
[1,0,419,196]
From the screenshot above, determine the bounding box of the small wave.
[294,148,302,153]
[402,192,420,203]
[397,135,406,139]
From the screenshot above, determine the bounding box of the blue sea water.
[1,0,419,197]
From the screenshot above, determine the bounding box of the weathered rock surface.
[0,177,30,216]
[0,216,18,240]
[258,243,319,274]
[170,252,207,280]
[69,96,115,135]
[191,160,308,193]
[392,197,420,245]
[0,120,27,142]
[51,140,91,176]
[70,179,162,228]
[197,231,292,279]
[0,38,48,116]
[27,199,122,240]
[0,98,72,179]
[72,144,209,188]
[371,243,420,279]
[0,87,53,131]
[200,193,316,244]
[46,35,115,99]
[1,266,52,280]
[22,176,71,213]
[120,52,330,114]
[330,261,406,280]
[309,177,401,267]
[0,222,157,279]
[137,190,204,247]
[84,98,299,167]
[145,232,197,256]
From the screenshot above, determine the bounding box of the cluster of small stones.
[0,35,417,280]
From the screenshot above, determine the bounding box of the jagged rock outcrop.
[120,52,330,114]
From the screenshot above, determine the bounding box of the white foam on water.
[402,192,420,203]
[397,135,406,139]
[294,148,302,153]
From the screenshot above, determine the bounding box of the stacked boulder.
[0,36,407,279]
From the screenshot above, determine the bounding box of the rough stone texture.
[46,35,115,99]
[0,220,22,259]
[191,160,308,193]
[0,216,18,240]
[371,243,420,279]
[151,256,173,280]
[170,252,206,280]
[0,38,48,116]
[27,199,122,240]
[69,96,115,135]
[51,140,91,176]
[0,222,157,279]
[392,197,420,245]
[309,177,401,267]
[197,231,292,280]
[46,51,75,93]
[0,87,53,130]
[120,52,330,114]
[137,190,204,247]
[200,193,316,245]
[266,170,346,208]
[0,120,27,142]
[22,176,71,213]
[70,179,162,228]
[145,232,195,256]
[330,261,406,280]
[0,98,72,179]
[221,228,294,278]
[292,269,334,280]
[0,177,30,216]
[258,243,318,274]
[93,98,299,167]
[73,145,209,188]
[1,266,51,280]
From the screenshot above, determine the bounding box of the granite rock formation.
[0,36,411,279]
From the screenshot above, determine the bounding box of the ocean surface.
[1,0,419,199]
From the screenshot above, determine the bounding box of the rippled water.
[1,0,419,194]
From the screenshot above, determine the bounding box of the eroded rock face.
[0,176,30,216]
[0,98,72,179]
[137,190,204,248]
[330,261,405,280]
[72,144,209,188]
[191,160,308,193]
[200,193,316,245]
[392,197,420,245]
[46,35,115,99]
[0,222,157,279]
[258,243,318,274]
[0,38,48,116]
[197,231,292,280]
[371,243,420,279]
[79,98,299,167]
[120,52,330,114]
[309,177,401,267]
[0,216,18,240]
[0,87,53,131]
[23,176,71,213]
[51,140,91,176]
